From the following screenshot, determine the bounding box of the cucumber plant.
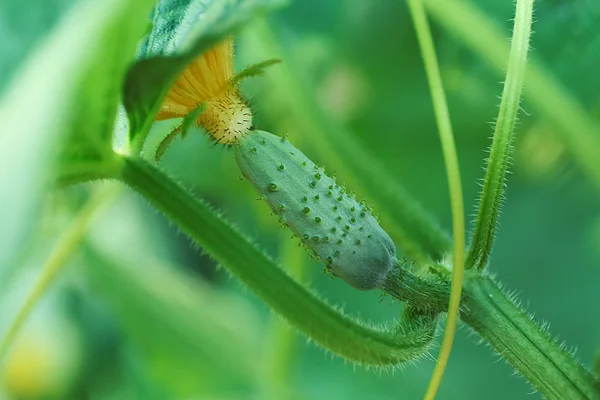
[0,0,599,399]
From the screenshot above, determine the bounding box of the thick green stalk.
[244,21,451,265]
[59,157,599,397]
[406,0,466,397]
[381,269,450,313]
[463,0,534,270]
[262,234,306,400]
[118,155,439,366]
[462,277,600,400]
[57,157,123,188]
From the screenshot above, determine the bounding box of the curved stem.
[462,277,600,400]
[381,268,450,313]
[59,155,599,398]
[406,0,466,397]
[118,155,440,366]
[464,0,534,270]
[57,161,121,188]
[0,186,117,359]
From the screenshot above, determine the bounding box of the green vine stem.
[57,156,599,397]
[462,277,600,400]
[118,155,439,366]
[465,0,534,270]
[386,269,600,399]
[406,0,466,397]
[262,233,307,400]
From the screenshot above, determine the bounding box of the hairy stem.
[118,155,439,366]
[59,156,598,397]
[57,157,122,188]
[462,277,600,400]
[262,233,306,400]
[464,0,534,270]
[381,268,450,313]
[407,0,466,397]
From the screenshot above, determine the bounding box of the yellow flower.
[156,38,252,144]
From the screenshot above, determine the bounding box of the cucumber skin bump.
[235,130,397,290]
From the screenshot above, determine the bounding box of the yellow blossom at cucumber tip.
[156,38,253,144]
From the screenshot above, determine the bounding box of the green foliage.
[139,0,195,57]
[124,0,286,150]
[1,0,600,399]
[0,0,154,269]
[423,0,600,191]
[0,0,76,92]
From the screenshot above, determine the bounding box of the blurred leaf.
[139,0,195,57]
[85,245,260,397]
[525,0,600,107]
[0,0,154,270]
[444,0,600,112]
[60,2,162,168]
[0,0,76,93]
[424,0,600,191]
[124,0,287,151]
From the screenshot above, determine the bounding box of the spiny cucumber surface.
[235,130,397,290]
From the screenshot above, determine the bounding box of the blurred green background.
[1,0,599,399]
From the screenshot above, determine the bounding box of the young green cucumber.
[235,130,397,290]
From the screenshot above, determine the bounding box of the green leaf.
[124,0,287,152]
[85,245,260,396]
[0,0,154,270]
[60,1,159,167]
[0,0,76,93]
[139,0,195,57]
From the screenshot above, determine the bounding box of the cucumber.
[235,130,397,290]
